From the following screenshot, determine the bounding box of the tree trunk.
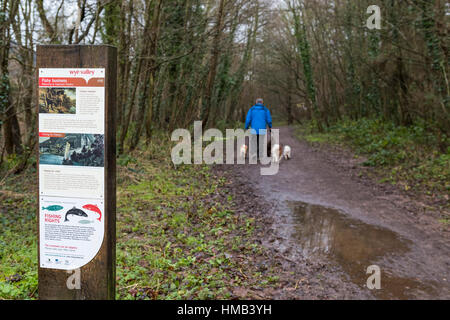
[201,0,226,127]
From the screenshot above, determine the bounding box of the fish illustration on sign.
[82,204,102,222]
[64,207,88,222]
[42,205,64,211]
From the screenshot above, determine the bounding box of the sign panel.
[38,68,105,270]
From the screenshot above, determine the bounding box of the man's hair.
[256,98,263,104]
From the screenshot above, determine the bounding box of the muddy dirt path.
[221,126,450,299]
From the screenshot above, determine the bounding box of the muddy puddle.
[288,201,438,299]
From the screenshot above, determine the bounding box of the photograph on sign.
[39,133,104,167]
[39,87,76,114]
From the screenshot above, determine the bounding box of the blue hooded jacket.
[245,103,272,135]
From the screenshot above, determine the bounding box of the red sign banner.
[39,77,105,87]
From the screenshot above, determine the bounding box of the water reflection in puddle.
[289,201,436,299]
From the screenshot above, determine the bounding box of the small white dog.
[283,145,291,160]
[272,144,291,163]
[271,144,283,163]
[240,144,248,159]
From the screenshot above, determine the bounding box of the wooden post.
[36,45,117,299]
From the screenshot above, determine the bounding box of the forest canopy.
[0,0,448,171]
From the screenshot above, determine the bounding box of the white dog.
[272,144,291,163]
[240,144,248,159]
[271,144,283,163]
[283,145,291,160]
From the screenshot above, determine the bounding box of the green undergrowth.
[115,138,273,300]
[296,118,449,201]
[0,179,37,299]
[0,134,274,299]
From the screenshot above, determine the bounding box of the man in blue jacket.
[245,98,273,161]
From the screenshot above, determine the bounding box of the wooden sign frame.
[36,45,116,300]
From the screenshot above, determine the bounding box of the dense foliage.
[253,0,448,142]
